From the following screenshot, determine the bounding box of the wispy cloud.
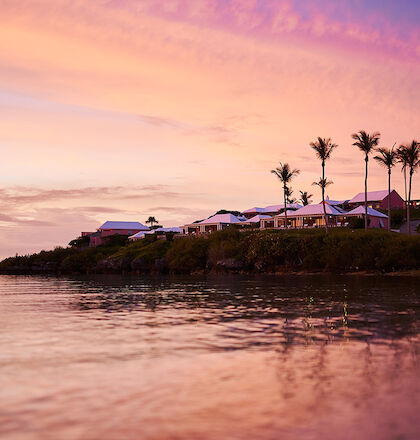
[0,185,182,206]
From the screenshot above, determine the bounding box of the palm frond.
[352,130,380,154]
[397,141,419,172]
[373,145,397,169]
[312,178,333,189]
[310,137,338,161]
[270,162,300,184]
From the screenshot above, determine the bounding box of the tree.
[310,137,338,233]
[312,178,333,195]
[146,216,158,228]
[271,163,300,229]
[285,186,297,204]
[396,146,409,214]
[397,141,420,235]
[374,144,396,232]
[351,130,380,231]
[215,209,242,217]
[299,191,313,206]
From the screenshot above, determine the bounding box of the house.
[242,203,302,219]
[242,207,267,219]
[260,210,296,229]
[129,227,182,241]
[281,204,346,228]
[348,190,404,210]
[88,221,149,246]
[346,206,389,229]
[242,214,273,226]
[182,213,245,234]
[259,202,390,230]
[324,196,350,211]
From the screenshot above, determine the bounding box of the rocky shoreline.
[1,228,419,276]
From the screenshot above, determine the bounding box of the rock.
[214,258,243,271]
[96,257,123,272]
[130,258,151,271]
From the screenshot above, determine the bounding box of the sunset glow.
[1,0,419,257]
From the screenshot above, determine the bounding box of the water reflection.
[72,275,419,349]
[0,274,419,440]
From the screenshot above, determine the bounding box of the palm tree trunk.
[364,155,368,231]
[322,161,328,233]
[408,170,412,236]
[387,168,391,232]
[403,166,408,228]
[284,185,288,230]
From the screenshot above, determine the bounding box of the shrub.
[69,235,90,248]
[347,217,367,229]
[391,212,404,228]
[101,234,129,247]
[166,236,209,272]
[207,228,244,267]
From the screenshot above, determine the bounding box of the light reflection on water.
[0,274,419,439]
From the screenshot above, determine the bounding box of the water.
[0,274,419,440]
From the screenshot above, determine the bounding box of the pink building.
[348,190,404,210]
[346,206,389,229]
[242,203,303,219]
[87,221,149,247]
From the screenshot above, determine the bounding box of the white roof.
[325,199,347,206]
[128,231,148,239]
[198,213,244,224]
[247,214,273,223]
[346,206,388,218]
[274,210,297,217]
[242,203,302,214]
[349,190,388,203]
[264,203,303,212]
[99,221,149,230]
[150,227,182,233]
[290,203,343,216]
[242,206,265,214]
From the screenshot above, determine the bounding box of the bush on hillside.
[391,212,404,228]
[166,236,209,272]
[69,235,90,248]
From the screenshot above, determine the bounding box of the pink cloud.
[0,0,419,257]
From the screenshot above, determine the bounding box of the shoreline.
[1,229,419,277]
[1,268,419,277]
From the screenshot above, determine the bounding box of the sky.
[0,0,419,258]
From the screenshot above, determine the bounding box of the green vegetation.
[299,191,313,206]
[389,208,420,229]
[215,209,242,217]
[1,228,418,275]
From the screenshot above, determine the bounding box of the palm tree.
[299,191,313,206]
[374,144,396,232]
[310,137,338,233]
[285,186,297,204]
[146,216,158,228]
[396,146,409,212]
[271,163,300,229]
[351,130,380,231]
[397,141,419,235]
[312,178,333,196]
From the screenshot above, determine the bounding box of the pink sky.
[0,0,419,258]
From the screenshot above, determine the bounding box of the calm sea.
[0,274,419,440]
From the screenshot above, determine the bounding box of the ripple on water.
[0,274,419,440]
